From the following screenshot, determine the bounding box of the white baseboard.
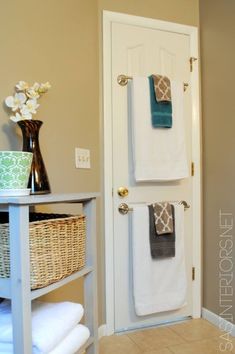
[99,311,235,339]
[202,308,235,337]
[98,324,107,339]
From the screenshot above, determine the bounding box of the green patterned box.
[0,151,33,189]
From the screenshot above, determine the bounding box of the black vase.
[17,120,51,194]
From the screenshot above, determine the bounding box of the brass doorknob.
[117,186,129,197]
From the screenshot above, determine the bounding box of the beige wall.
[98,0,199,26]
[0,0,99,195]
[200,0,235,323]
[0,0,199,326]
[0,0,103,320]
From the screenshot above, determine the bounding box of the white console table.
[0,192,99,354]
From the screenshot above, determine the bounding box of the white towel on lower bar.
[0,324,90,354]
[0,300,84,353]
[132,203,187,316]
[131,77,189,181]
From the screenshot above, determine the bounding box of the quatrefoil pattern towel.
[152,202,174,235]
[152,74,171,102]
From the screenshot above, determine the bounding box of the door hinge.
[191,162,195,177]
[190,57,198,72]
[192,267,195,281]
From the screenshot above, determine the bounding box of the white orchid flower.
[26,88,40,99]
[15,81,29,91]
[38,82,51,94]
[20,100,39,120]
[19,107,32,119]
[32,82,40,90]
[5,92,26,112]
[5,80,50,122]
[22,99,39,114]
[10,112,23,122]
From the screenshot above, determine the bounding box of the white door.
[103,12,201,333]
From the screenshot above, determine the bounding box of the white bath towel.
[130,77,189,181]
[132,203,187,316]
[0,324,90,354]
[0,300,84,353]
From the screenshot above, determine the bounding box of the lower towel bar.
[118,200,190,215]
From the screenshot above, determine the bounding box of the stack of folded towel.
[0,300,90,354]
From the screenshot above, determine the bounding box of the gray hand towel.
[148,205,175,259]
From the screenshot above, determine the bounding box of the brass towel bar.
[118,200,190,215]
[117,74,189,92]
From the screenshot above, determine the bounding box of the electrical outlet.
[75,148,91,169]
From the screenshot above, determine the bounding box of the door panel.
[111,22,193,331]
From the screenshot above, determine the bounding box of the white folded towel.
[130,77,189,181]
[132,203,187,316]
[0,324,90,354]
[49,324,90,354]
[0,300,84,353]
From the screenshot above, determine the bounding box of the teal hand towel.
[148,75,172,128]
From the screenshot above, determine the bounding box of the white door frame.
[103,10,202,335]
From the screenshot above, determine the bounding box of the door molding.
[103,10,201,335]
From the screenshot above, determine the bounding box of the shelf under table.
[31,266,93,300]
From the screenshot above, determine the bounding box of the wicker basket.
[0,212,86,290]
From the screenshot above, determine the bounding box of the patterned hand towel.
[148,205,175,258]
[149,76,172,128]
[152,202,174,235]
[152,74,171,102]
